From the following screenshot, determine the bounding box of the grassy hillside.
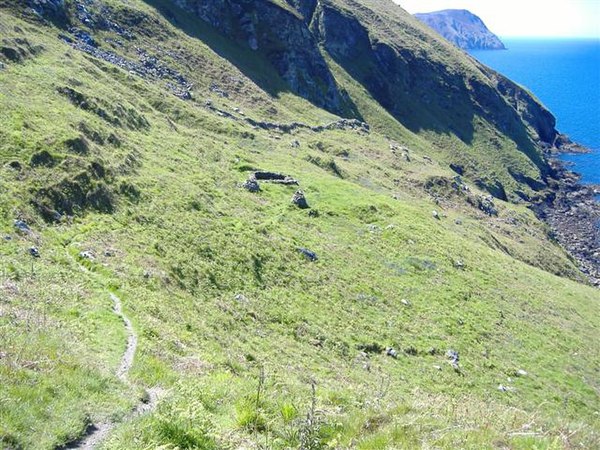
[0,1,598,449]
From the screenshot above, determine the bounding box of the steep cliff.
[415,9,506,50]
[305,0,555,192]
[172,0,348,114]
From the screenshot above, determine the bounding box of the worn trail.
[60,253,162,449]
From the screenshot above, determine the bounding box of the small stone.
[14,220,31,234]
[29,247,40,258]
[497,384,514,393]
[104,249,115,257]
[432,210,440,220]
[454,260,465,269]
[290,140,300,148]
[242,178,260,193]
[433,365,442,371]
[385,347,398,358]
[367,224,381,233]
[297,247,317,261]
[516,369,528,377]
[455,218,463,225]
[234,294,249,304]
[291,190,309,209]
[79,251,94,260]
[3,235,12,241]
[446,349,459,366]
[401,299,411,307]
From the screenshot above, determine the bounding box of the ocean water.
[470,38,600,184]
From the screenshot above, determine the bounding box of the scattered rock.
[254,171,298,185]
[297,247,317,261]
[356,293,379,303]
[79,251,94,260]
[450,163,464,175]
[29,246,40,258]
[290,140,300,148]
[385,347,398,358]
[367,224,381,233]
[497,384,515,393]
[478,195,498,216]
[433,365,442,371]
[446,349,460,369]
[291,190,309,209]
[452,176,470,192]
[432,210,440,220]
[454,260,465,269]
[244,117,369,134]
[515,369,528,377]
[3,235,12,241]
[533,158,600,285]
[104,249,115,257]
[234,294,249,304]
[400,299,412,307]
[61,28,193,100]
[14,220,31,234]
[242,178,260,193]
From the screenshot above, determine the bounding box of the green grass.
[0,1,599,449]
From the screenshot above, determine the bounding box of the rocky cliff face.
[173,0,345,114]
[415,9,506,51]
[308,1,555,156]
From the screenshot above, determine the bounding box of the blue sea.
[470,38,600,184]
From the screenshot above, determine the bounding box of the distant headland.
[415,9,506,51]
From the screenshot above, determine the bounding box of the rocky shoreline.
[534,154,600,287]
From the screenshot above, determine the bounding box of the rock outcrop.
[415,9,506,51]
[173,0,346,114]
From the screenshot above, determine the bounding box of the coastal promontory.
[415,9,506,50]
